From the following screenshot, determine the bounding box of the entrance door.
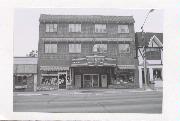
[92,75,99,87]
[142,68,150,84]
[83,74,99,88]
[101,75,107,87]
[84,75,92,88]
[58,72,67,89]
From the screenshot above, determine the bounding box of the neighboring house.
[38,14,139,90]
[135,32,163,89]
[13,57,38,92]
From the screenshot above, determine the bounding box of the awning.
[40,66,69,71]
[117,65,136,69]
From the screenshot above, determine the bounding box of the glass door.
[92,75,99,87]
[84,75,92,88]
[58,72,67,89]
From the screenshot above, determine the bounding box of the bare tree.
[26,50,38,57]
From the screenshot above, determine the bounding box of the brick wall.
[39,23,135,38]
[38,42,136,66]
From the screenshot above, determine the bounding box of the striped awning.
[40,66,69,71]
[117,65,136,69]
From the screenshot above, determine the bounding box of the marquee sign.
[71,55,117,67]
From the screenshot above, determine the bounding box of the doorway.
[83,74,99,88]
[58,72,67,89]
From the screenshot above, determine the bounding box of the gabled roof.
[39,14,135,24]
[135,32,163,47]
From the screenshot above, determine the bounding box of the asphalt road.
[13,90,162,113]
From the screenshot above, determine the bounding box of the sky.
[14,8,163,56]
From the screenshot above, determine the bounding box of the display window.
[153,69,162,81]
[14,74,33,89]
[41,76,58,85]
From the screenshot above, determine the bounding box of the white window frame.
[44,43,57,53]
[69,44,81,53]
[118,44,130,53]
[69,24,81,32]
[118,25,129,33]
[93,44,107,53]
[95,24,106,33]
[46,24,58,32]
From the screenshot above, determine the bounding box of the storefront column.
[69,68,72,85]
[149,68,153,81]
[138,67,143,88]
[71,68,74,87]
[34,74,37,92]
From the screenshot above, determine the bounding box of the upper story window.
[69,44,81,53]
[45,44,57,53]
[93,44,107,53]
[95,24,106,33]
[46,24,58,32]
[146,47,161,60]
[118,25,129,33]
[69,24,81,32]
[118,44,130,53]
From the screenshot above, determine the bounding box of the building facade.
[136,32,163,89]
[38,14,139,90]
[13,57,38,92]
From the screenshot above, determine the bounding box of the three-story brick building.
[38,14,139,90]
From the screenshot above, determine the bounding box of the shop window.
[118,44,130,53]
[41,76,58,85]
[84,75,90,80]
[69,24,81,32]
[95,24,106,33]
[115,74,134,84]
[153,69,162,81]
[114,68,135,85]
[118,25,129,33]
[14,75,33,89]
[69,44,81,53]
[45,44,57,53]
[93,44,107,53]
[46,24,57,32]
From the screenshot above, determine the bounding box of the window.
[153,69,162,80]
[45,44,57,53]
[95,24,106,33]
[118,44,130,53]
[118,25,129,33]
[93,44,107,53]
[69,24,81,32]
[146,48,161,60]
[69,44,81,53]
[46,24,57,32]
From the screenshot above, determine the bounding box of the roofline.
[136,32,163,34]
[40,14,134,17]
[39,14,135,23]
[14,56,38,58]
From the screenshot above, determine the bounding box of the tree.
[26,50,38,57]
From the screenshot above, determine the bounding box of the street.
[13,89,162,113]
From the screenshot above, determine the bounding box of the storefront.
[70,55,138,89]
[38,66,70,90]
[138,65,163,88]
[13,57,38,92]
[71,66,114,88]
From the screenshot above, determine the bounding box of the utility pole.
[141,9,155,90]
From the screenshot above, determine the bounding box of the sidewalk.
[13,88,162,96]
